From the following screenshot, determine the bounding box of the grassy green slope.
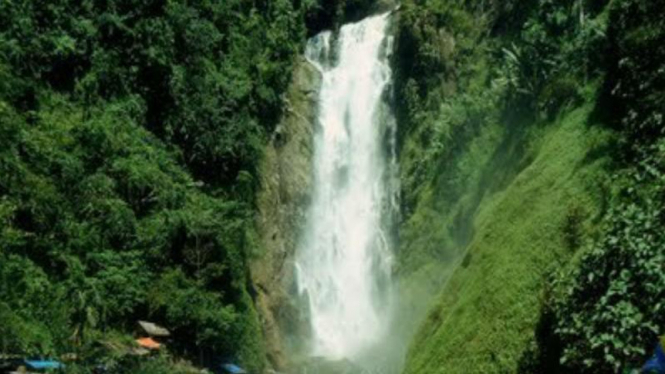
[390,0,629,371]
[403,104,612,373]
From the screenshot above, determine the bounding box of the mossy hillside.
[392,1,505,337]
[395,114,505,336]
[402,102,612,373]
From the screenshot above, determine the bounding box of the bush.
[603,0,665,142]
[553,142,665,372]
[539,77,582,120]
[547,0,665,371]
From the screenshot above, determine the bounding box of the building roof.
[24,359,64,370]
[136,337,161,350]
[137,321,170,337]
[221,363,247,374]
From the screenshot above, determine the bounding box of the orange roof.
[136,337,161,350]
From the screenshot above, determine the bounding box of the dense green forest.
[1,0,664,373]
[0,0,377,372]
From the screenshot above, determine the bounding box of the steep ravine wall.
[252,57,321,371]
[392,1,617,373]
[399,104,612,373]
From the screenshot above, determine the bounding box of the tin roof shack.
[11,359,65,373]
[135,321,170,354]
[135,338,161,351]
[220,363,247,374]
[137,321,170,338]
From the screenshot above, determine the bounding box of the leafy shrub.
[553,142,665,372]
[562,204,586,251]
[539,77,582,120]
[603,0,665,142]
[0,0,310,185]
[499,0,609,118]
[548,0,665,371]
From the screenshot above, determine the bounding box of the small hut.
[137,321,170,338]
[134,320,170,354]
[220,363,247,374]
[15,359,65,372]
[136,337,161,350]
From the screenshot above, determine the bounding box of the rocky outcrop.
[252,57,321,372]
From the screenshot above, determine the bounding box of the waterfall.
[296,13,398,361]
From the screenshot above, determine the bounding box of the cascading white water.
[296,13,397,361]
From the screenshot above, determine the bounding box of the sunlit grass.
[402,103,614,373]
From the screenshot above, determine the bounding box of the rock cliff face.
[252,57,321,371]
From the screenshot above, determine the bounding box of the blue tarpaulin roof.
[24,359,64,370]
[221,363,247,374]
[643,343,665,373]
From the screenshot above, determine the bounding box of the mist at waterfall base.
[294,13,407,373]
